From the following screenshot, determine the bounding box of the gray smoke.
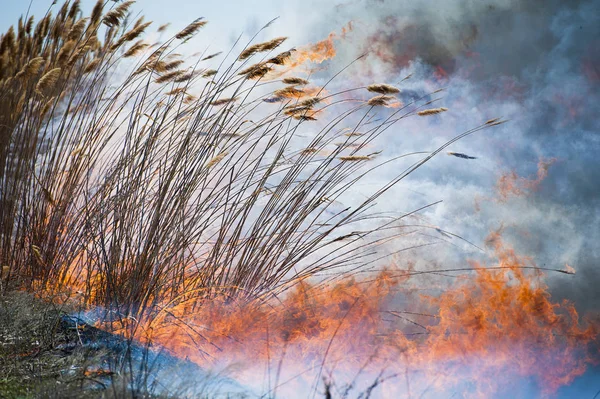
[298,0,600,313]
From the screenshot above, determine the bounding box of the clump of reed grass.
[0,4,502,384]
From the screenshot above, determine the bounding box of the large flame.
[48,232,597,397]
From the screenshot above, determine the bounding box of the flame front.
[53,233,595,398]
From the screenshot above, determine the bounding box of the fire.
[50,232,596,397]
[496,158,556,202]
[271,24,351,76]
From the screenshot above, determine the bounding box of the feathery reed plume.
[301,148,318,155]
[67,17,88,40]
[15,57,45,79]
[284,106,312,116]
[239,63,272,80]
[157,23,170,32]
[123,40,148,57]
[344,132,362,137]
[417,107,448,116]
[120,21,152,43]
[298,96,321,107]
[274,86,305,98]
[165,87,187,96]
[162,59,185,71]
[266,50,293,65]
[238,43,263,61]
[448,152,477,160]
[259,36,287,51]
[282,77,309,85]
[175,18,207,40]
[183,94,196,103]
[366,83,400,94]
[88,1,103,27]
[293,114,317,121]
[202,69,217,77]
[103,1,135,27]
[202,52,221,61]
[338,155,371,161]
[239,37,288,60]
[174,71,198,82]
[40,96,55,119]
[205,152,228,168]
[35,67,61,95]
[211,97,238,106]
[367,95,395,107]
[57,40,76,66]
[84,58,101,73]
[155,70,184,83]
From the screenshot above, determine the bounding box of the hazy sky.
[2,0,599,314]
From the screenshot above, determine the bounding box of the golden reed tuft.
[282,77,308,85]
[238,37,288,60]
[239,63,272,80]
[15,57,45,79]
[205,152,229,168]
[367,95,395,107]
[211,97,238,106]
[36,67,61,95]
[175,18,207,40]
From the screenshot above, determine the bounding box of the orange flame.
[58,232,596,397]
[496,158,556,202]
[270,23,350,78]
